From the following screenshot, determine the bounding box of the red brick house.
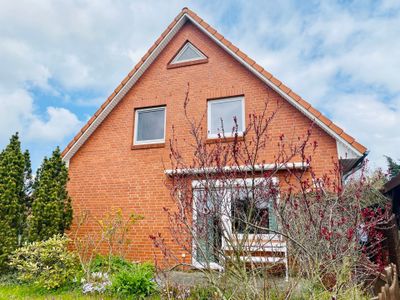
[62,8,367,268]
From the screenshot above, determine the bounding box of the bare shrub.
[278,165,390,296]
[150,88,390,299]
[71,208,143,285]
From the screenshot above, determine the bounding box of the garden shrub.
[80,255,156,297]
[80,255,127,295]
[8,234,79,289]
[109,262,156,298]
[89,254,133,274]
[81,271,111,294]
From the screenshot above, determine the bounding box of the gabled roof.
[62,7,367,162]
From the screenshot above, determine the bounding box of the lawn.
[0,284,161,300]
[0,284,110,300]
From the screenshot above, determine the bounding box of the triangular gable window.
[170,42,207,64]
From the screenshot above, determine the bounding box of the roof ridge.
[62,7,367,159]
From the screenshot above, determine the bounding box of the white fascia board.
[165,162,308,176]
[336,140,359,160]
[185,14,363,158]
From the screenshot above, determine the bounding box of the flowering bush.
[8,234,79,289]
[81,272,111,294]
[79,255,156,297]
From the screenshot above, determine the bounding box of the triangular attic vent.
[170,42,207,64]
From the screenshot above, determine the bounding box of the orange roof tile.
[62,7,367,158]
[351,141,367,154]
[288,91,301,102]
[279,83,291,95]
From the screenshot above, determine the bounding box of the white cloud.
[0,0,186,93]
[0,38,51,90]
[0,89,33,143]
[27,107,82,142]
[326,93,400,168]
[0,89,82,145]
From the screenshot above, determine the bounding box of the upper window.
[208,96,244,138]
[134,106,166,145]
[170,42,207,65]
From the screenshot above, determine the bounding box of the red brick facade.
[66,18,355,264]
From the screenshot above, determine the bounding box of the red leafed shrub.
[278,165,390,290]
[152,88,391,298]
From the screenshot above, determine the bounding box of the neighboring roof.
[62,7,367,162]
[384,174,400,194]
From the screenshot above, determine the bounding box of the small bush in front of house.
[80,255,156,298]
[109,261,156,298]
[79,255,116,295]
[89,254,134,274]
[81,271,112,294]
[8,234,79,289]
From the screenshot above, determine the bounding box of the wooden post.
[380,214,400,274]
[375,264,399,300]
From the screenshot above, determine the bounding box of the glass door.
[192,189,222,266]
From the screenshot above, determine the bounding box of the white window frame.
[191,177,280,269]
[170,42,207,64]
[207,96,245,139]
[134,106,166,145]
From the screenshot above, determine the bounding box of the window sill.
[131,143,165,150]
[167,58,208,69]
[206,136,244,144]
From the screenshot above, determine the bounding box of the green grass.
[0,284,161,300]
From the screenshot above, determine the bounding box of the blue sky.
[1,0,399,170]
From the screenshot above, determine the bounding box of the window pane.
[136,108,165,142]
[194,190,221,263]
[171,42,206,64]
[232,191,271,234]
[178,45,202,61]
[209,98,243,135]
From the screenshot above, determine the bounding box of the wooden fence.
[373,263,399,300]
[380,214,400,273]
[372,213,400,299]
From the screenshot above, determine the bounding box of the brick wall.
[67,22,338,264]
